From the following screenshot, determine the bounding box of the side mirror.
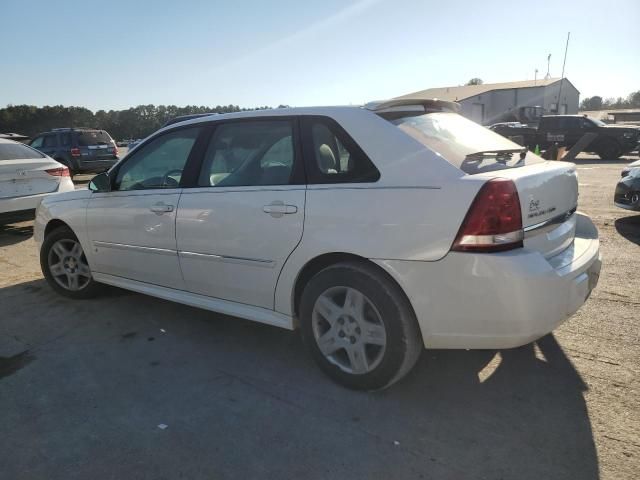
[88,172,112,192]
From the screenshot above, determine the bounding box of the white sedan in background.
[34,100,601,390]
[0,139,74,223]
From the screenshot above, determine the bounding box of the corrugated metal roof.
[395,78,563,102]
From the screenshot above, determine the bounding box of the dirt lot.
[1,156,638,480]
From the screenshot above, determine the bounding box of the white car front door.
[86,127,203,289]
[176,119,305,309]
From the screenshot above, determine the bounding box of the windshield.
[0,142,46,160]
[589,117,606,127]
[391,112,543,174]
[77,130,113,146]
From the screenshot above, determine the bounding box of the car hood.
[41,188,91,205]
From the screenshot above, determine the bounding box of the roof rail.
[364,98,460,114]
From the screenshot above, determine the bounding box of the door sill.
[92,272,294,330]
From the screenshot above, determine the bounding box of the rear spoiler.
[364,98,460,114]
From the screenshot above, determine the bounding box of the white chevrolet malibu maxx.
[34,100,601,390]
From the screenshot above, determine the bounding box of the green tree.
[466,78,483,86]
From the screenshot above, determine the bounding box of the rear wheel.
[299,262,422,391]
[40,226,100,299]
[597,140,621,160]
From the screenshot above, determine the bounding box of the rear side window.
[0,142,46,160]
[43,135,58,147]
[391,112,543,175]
[77,130,112,146]
[198,120,297,187]
[302,117,379,184]
[60,133,72,146]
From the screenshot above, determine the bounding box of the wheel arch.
[291,252,423,341]
[44,218,74,238]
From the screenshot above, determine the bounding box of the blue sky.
[2,0,638,111]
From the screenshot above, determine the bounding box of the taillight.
[452,178,523,253]
[45,167,71,177]
[70,147,81,157]
[112,145,118,156]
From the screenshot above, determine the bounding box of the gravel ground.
[0,155,638,480]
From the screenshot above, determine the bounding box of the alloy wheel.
[311,286,387,374]
[47,239,92,291]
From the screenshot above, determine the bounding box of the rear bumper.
[374,213,601,349]
[0,178,75,214]
[75,158,118,173]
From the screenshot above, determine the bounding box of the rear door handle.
[150,202,174,214]
[263,202,298,217]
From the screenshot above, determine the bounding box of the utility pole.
[556,32,571,114]
[534,68,538,85]
[544,54,551,79]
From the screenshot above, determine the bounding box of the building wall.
[458,80,579,124]
[543,81,579,115]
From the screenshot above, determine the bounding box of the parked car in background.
[614,159,640,211]
[0,138,74,223]
[491,115,640,159]
[536,115,640,159]
[34,100,601,390]
[29,128,119,176]
[127,139,143,151]
[488,122,537,147]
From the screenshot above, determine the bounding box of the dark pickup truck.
[491,115,640,160]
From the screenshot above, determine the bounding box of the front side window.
[114,127,201,191]
[30,137,44,149]
[198,120,294,187]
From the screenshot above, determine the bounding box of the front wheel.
[40,226,100,299]
[300,262,422,391]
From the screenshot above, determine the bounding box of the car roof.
[166,99,460,130]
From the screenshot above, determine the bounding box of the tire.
[299,261,422,391]
[40,226,100,299]
[597,140,621,160]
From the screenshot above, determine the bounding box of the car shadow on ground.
[615,214,640,245]
[0,279,599,479]
[0,222,33,247]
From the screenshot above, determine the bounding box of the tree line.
[579,90,640,111]
[0,104,288,140]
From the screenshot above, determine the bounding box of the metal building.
[395,78,580,125]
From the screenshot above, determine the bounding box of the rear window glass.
[76,130,113,146]
[0,142,46,160]
[391,112,543,174]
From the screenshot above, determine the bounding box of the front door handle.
[263,201,298,217]
[150,202,174,214]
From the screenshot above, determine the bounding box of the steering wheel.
[162,169,183,188]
